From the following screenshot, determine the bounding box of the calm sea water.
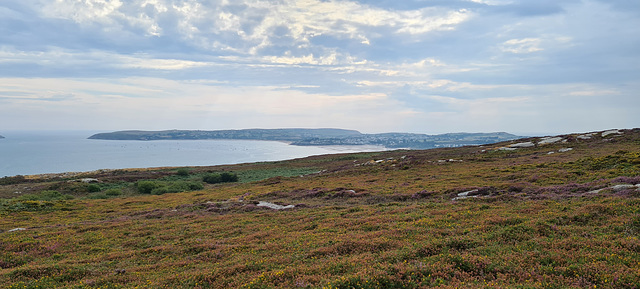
[0,131,385,177]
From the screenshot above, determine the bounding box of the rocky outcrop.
[256,201,295,210]
[602,129,622,137]
[538,137,564,145]
[508,142,535,148]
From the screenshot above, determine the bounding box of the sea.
[0,131,386,178]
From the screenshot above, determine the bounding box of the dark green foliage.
[104,189,123,196]
[203,172,239,184]
[137,180,204,195]
[136,181,161,194]
[176,168,191,176]
[202,173,222,184]
[86,184,101,193]
[220,172,239,182]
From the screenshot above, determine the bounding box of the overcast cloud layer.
[1,0,638,135]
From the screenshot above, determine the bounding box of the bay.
[0,131,385,177]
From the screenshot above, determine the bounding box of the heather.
[1,129,639,288]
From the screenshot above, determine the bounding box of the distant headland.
[88,128,522,149]
[0,135,4,139]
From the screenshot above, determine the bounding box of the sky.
[0,0,638,135]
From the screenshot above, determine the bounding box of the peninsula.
[89,128,521,149]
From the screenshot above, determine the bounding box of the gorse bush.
[203,172,239,184]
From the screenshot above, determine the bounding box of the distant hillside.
[89,129,522,149]
[89,128,361,141]
[0,135,4,139]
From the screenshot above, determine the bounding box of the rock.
[602,129,622,137]
[453,189,479,200]
[81,178,99,183]
[256,201,295,210]
[538,137,563,145]
[498,147,518,151]
[509,142,535,148]
[458,189,478,197]
[558,148,573,153]
[586,189,604,194]
[577,133,595,140]
[611,184,636,191]
[7,228,26,232]
[547,151,555,155]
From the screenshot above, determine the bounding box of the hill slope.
[1,128,639,288]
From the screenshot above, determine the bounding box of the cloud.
[500,38,544,54]
[32,0,472,57]
[0,0,638,135]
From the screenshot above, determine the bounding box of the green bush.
[203,172,239,184]
[203,173,222,184]
[176,168,191,176]
[104,189,123,196]
[138,180,204,195]
[87,184,101,193]
[136,181,161,194]
[187,182,204,190]
[151,187,170,195]
[221,172,239,182]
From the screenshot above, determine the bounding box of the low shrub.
[137,180,204,195]
[86,184,101,193]
[136,181,162,194]
[104,189,123,196]
[176,168,191,176]
[203,172,239,184]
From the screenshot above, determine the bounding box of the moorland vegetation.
[1,129,639,288]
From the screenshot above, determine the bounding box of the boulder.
[611,184,636,192]
[7,228,26,233]
[538,137,563,145]
[577,133,595,140]
[257,201,295,210]
[509,142,535,148]
[602,130,622,137]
